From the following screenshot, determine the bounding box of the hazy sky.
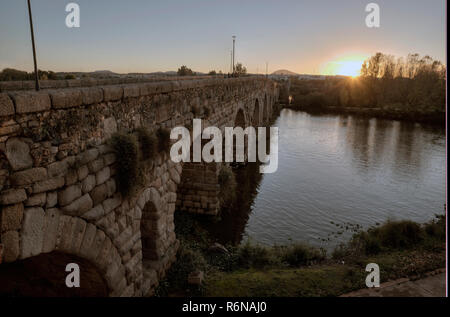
[0,0,446,74]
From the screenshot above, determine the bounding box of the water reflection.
[211,109,446,250]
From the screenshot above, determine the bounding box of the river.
[209,109,446,250]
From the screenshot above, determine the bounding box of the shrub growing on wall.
[156,128,171,153]
[110,133,139,196]
[135,127,157,160]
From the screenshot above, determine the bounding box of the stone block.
[103,117,117,138]
[103,86,123,101]
[1,203,23,232]
[77,165,89,180]
[0,230,20,262]
[88,157,104,173]
[47,160,68,177]
[33,177,65,193]
[25,192,46,207]
[55,215,75,252]
[58,184,82,206]
[49,89,82,109]
[79,223,97,258]
[20,207,45,258]
[5,138,33,171]
[71,217,87,254]
[80,87,103,105]
[103,194,121,214]
[123,85,140,98]
[81,204,105,221]
[42,208,61,253]
[0,188,27,205]
[62,193,93,216]
[0,93,14,117]
[10,167,47,186]
[82,174,96,193]
[76,148,99,166]
[46,191,58,208]
[90,183,108,205]
[96,167,110,185]
[10,91,51,114]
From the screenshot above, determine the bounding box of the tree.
[177,65,195,76]
[208,70,217,75]
[234,63,247,76]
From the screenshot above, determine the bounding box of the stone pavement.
[341,268,447,297]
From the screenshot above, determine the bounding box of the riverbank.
[155,213,446,297]
[285,104,445,126]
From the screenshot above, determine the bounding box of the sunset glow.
[321,55,368,77]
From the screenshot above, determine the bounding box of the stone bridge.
[0,76,282,296]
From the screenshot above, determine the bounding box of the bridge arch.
[0,251,109,297]
[234,107,246,128]
[139,187,164,261]
[0,215,126,297]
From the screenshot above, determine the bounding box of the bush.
[135,127,157,160]
[156,128,171,153]
[424,215,445,240]
[155,243,208,296]
[374,220,423,249]
[237,241,278,269]
[282,244,326,266]
[218,165,236,209]
[110,133,139,196]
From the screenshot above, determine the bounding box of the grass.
[205,266,366,297]
[202,215,446,297]
[155,209,445,297]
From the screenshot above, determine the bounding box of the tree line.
[290,53,446,115]
[0,68,76,81]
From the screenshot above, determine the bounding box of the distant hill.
[271,69,299,76]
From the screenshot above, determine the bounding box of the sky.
[0,0,446,75]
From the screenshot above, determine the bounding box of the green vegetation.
[109,133,139,196]
[135,127,157,160]
[156,128,171,153]
[289,53,446,124]
[110,127,170,196]
[0,68,66,81]
[234,63,247,76]
[157,213,445,297]
[177,65,196,76]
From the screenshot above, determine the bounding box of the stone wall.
[0,77,279,296]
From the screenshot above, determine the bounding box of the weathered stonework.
[0,76,280,296]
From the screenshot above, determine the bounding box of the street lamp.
[27,0,40,91]
[232,36,236,74]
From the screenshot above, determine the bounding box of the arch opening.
[141,201,162,261]
[0,251,108,297]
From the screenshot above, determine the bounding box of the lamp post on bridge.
[232,35,236,74]
[27,0,40,91]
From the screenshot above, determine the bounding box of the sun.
[321,54,368,77]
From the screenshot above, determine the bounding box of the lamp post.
[27,0,40,91]
[232,36,236,74]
